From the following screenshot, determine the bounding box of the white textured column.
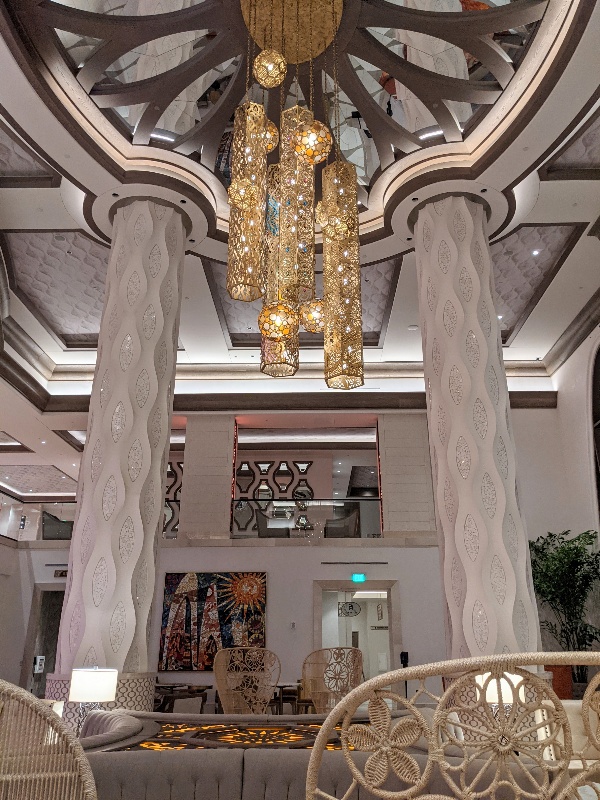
[415,196,539,657]
[47,200,185,721]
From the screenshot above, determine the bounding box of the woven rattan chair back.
[213,647,281,714]
[0,679,97,799]
[302,647,363,713]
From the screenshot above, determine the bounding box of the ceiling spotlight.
[72,463,76,467]
[61,476,66,479]
[497,315,503,320]
[532,250,540,256]
[407,324,419,331]
[41,440,46,444]
[336,470,341,473]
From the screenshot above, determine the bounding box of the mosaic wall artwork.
[158,572,267,671]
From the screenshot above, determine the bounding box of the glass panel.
[230,498,382,540]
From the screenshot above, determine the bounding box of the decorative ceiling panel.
[206,258,398,337]
[491,225,577,339]
[0,127,51,177]
[0,431,29,452]
[0,465,77,495]
[553,115,600,169]
[6,231,108,336]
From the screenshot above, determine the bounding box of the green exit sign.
[351,573,366,583]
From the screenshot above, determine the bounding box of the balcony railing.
[231,498,382,540]
[0,491,76,541]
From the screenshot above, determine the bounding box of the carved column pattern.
[54,200,184,679]
[415,196,538,657]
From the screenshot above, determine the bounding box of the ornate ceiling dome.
[3,0,578,243]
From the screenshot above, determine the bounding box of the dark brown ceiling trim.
[62,334,99,350]
[501,223,588,346]
[587,214,600,241]
[0,176,58,189]
[0,350,50,410]
[539,107,600,181]
[53,430,84,453]
[82,192,111,245]
[543,287,600,375]
[0,438,31,453]
[44,394,89,413]
[23,386,560,415]
[0,117,61,186]
[377,258,402,347]
[3,316,55,379]
[202,256,233,350]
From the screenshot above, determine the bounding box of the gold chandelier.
[226,0,364,389]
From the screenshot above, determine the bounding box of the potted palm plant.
[529,530,600,692]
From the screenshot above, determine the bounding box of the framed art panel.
[158,572,267,671]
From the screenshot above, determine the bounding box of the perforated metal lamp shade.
[68,668,118,703]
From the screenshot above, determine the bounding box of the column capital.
[385,179,511,250]
[87,181,211,249]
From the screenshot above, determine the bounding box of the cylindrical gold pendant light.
[322,160,364,389]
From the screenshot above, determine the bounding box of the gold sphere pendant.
[293,120,333,166]
[253,49,287,89]
[258,301,299,339]
[264,119,279,153]
[300,299,325,333]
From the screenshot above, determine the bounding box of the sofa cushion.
[88,749,244,800]
[563,700,600,760]
[80,710,143,750]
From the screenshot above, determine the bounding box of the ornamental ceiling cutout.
[10,0,548,201]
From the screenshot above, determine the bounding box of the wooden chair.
[0,678,97,799]
[301,647,363,713]
[213,647,281,714]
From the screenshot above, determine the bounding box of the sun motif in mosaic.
[219,573,266,621]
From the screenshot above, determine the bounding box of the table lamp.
[69,667,118,735]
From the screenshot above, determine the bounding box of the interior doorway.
[322,588,391,679]
[21,589,63,697]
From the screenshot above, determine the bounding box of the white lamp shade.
[69,668,118,703]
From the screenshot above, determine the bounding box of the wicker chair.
[0,679,97,799]
[302,647,363,713]
[213,647,281,714]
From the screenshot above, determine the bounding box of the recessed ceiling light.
[61,476,66,479]
[72,464,76,467]
[407,324,419,331]
[41,440,46,444]
[336,470,341,473]
[532,250,540,256]
[29,489,33,492]
[497,315,503,320]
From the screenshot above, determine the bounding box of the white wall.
[552,327,600,534]
[511,408,575,540]
[0,542,26,683]
[150,543,447,685]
